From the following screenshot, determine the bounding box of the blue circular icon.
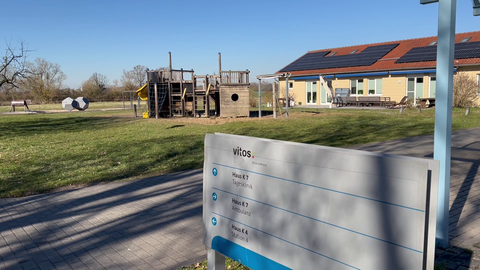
[211,217,217,226]
[212,168,218,176]
[212,192,218,201]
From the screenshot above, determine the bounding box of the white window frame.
[429,76,436,98]
[406,76,424,105]
[350,79,364,96]
[289,82,293,90]
[306,81,318,104]
[367,78,383,96]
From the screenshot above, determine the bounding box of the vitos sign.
[203,133,439,270]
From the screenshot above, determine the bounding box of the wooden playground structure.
[139,52,250,118]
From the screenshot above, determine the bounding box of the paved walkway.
[1,128,480,269]
[0,170,206,270]
[352,127,480,270]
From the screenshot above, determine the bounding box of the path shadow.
[0,170,205,270]
[249,110,274,118]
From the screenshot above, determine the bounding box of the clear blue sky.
[1,0,478,89]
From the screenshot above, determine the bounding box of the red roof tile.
[277,31,480,76]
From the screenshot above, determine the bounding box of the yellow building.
[276,31,480,106]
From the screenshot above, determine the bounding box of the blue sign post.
[421,0,479,248]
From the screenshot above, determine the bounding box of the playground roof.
[277,30,480,76]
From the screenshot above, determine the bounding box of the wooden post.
[193,77,196,117]
[181,81,185,116]
[218,52,222,80]
[273,82,277,119]
[168,81,172,117]
[206,82,211,117]
[169,52,172,81]
[154,83,159,119]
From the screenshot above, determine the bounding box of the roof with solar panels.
[277,30,480,76]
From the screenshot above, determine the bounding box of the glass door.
[429,77,436,98]
[407,77,424,104]
[306,81,317,104]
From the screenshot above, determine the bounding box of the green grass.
[0,101,133,113]
[0,106,478,270]
[179,258,251,270]
[0,106,479,198]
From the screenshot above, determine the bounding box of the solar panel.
[279,43,399,72]
[396,41,480,63]
[470,49,480,58]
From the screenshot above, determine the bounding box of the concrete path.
[0,170,206,270]
[1,127,480,269]
[352,127,480,269]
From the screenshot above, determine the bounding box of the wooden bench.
[344,97,357,106]
[381,97,392,107]
[357,96,382,107]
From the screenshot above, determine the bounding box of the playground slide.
[136,83,148,100]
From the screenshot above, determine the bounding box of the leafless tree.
[81,72,109,100]
[121,65,147,91]
[22,58,66,102]
[0,39,30,89]
[453,73,479,108]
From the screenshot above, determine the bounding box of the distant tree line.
[0,39,149,104]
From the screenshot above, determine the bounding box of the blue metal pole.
[434,0,456,248]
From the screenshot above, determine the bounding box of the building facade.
[277,31,480,106]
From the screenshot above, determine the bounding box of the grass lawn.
[0,101,132,113]
[179,257,251,270]
[1,106,479,198]
[0,106,478,270]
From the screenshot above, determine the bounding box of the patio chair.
[386,96,408,109]
[335,96,344,107]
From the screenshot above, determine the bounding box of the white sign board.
[203,133,439,270]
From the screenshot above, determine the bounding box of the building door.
[407,77,424,104]
[306,81,317,104]
[429,77,436,98]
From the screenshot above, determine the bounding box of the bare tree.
[81,72,109,100]
[22,58,66,102]
[453,73,479,108]
[0,39,30,89]
[121,65,146,91]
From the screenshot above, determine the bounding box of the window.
[368,79,383,95]
[460,37,471,43]
[329,52,337,56]
[350,49,358,54]
[351,79,364,95]
[289,82,293,89]
[429,41,437,46]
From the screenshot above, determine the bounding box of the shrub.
[453,73,479,108]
